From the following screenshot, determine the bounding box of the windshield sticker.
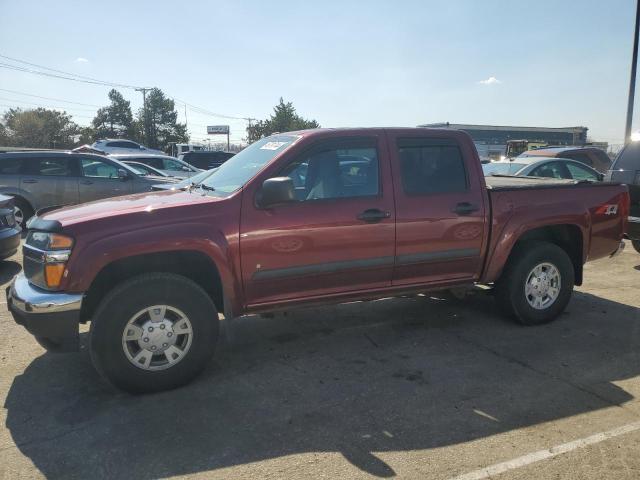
[260,141,289,151]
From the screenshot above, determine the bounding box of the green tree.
[91,89,135,140]
[137,88,188,151]
[1,108,80,149]
[246,98,320,143]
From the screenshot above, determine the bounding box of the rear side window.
[530,162,571,179]
[613,142,640,170]
[108,141,139,149]
[28,157,75,176]
[135,157,163,169]
[397,139,467,194]
[0,157,22,174]
[562,152,593,167]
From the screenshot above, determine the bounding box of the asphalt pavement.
[1,244,639,479]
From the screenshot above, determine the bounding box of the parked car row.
[0,151,178,226]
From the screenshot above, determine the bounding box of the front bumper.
[6,273,84,352]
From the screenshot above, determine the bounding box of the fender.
[62,221,244,317]
[481,197,590,284]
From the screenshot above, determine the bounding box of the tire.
[89,273,219,393]
[632,240,640,254]
[495,241,574,325]
[13,197,33,228]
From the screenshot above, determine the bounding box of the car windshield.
[482,162,526,176]
[198,135,299,195]
[612,141,640,170]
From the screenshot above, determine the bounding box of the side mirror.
[118,168,130,181]
[256,177,295,208]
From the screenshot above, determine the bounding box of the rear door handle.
[357,208,391,223]
[452,202,479,215]
[22,179,38,184]
[80,180,94,185]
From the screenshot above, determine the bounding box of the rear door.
[21,156,80,210]
[79,156,132,202]
[388,131,487,286]
[240,135,395,306]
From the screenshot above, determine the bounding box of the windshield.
[482,162,526,176]
[198,135,299,195]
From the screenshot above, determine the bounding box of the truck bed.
[485,175,617,191]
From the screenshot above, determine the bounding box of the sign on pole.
[207,125,230,135]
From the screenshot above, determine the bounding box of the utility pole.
[136,87,150,145]
[625,0,640,143]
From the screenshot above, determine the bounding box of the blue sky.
[0,0,637,145]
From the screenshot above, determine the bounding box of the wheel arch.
[80,250,225,323]
[488,224,585,286]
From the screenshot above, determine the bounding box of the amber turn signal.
[45,263,66,288]
[49,234,74,250]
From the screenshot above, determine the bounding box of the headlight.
[24,232,74,289]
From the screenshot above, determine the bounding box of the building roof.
[419,123,587,133]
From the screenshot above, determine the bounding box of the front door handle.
[452,202,479,215]
[22,179,38,184]
[357,208,391,223]
[80,180,94,185]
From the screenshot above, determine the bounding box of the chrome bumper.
[8,273,83,314]
[7,273,83,352]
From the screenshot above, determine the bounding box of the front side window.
[398,140,467,194]
[281,145,379,201]
[566,162,599,181]
[82,158,119,179]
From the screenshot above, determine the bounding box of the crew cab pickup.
[7,128,629,393]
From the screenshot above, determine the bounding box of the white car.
[92,139,165,156]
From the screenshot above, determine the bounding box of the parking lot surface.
[0,244,639,479]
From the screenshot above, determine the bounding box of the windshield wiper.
[191,183,215,192]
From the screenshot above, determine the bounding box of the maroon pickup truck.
[7,128,629,393]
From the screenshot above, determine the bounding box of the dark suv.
[0,151,176,226]
[178,151,235,170]
[605,141,640,252]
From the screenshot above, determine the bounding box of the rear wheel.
[495,241,574,325]
[12,197,33,228]
[89,273,219,393]
[632,240,640,254]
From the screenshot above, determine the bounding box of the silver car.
[0,151,177,226]
[109,154,202,179]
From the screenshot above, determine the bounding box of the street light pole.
[625,0,640,143]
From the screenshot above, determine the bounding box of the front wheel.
[495,241,575,325]
[89,273,219,393]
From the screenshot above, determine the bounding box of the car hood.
[42,189,226,227]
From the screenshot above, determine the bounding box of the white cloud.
[75,57,89,63]
[478,76,501,85]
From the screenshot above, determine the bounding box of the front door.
[388,131,487,286]
[79,157,132,202]
[240,136,395,307]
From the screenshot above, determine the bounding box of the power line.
[0,104,94,119]
[0,88,101,107]
[0,96,97,112]
[0,54,142,89]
